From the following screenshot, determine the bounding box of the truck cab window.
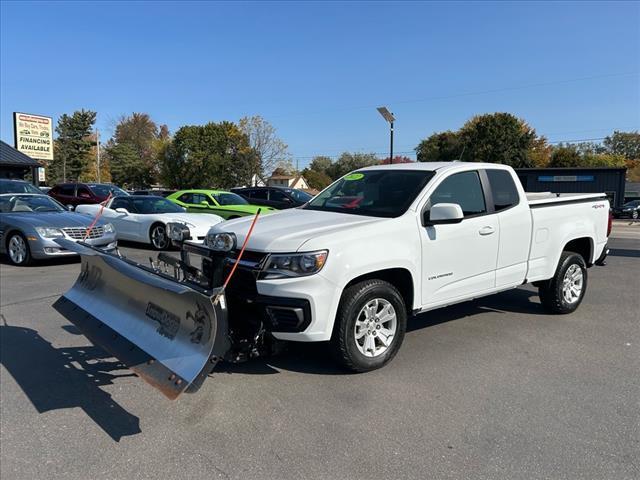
[487,169,519,211]
[427,171,486,217]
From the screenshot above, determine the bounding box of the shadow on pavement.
[0,325,141,442]
[220,288,543,376]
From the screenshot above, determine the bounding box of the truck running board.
[52,239,230,399]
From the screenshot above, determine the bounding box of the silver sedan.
[0,194,117,266]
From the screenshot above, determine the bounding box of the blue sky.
[1,1,639,167]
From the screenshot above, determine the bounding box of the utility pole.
[96,128,101,183]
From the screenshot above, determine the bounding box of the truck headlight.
[103,223,115,233]
[205,232,236,251]
[260,250,328,279]
[167,222,191,242]
[35,227,64,238]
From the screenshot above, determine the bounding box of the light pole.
[377,106,395,163]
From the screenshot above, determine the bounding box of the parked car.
[166,189,275,219]
[612,200,640,219]
[48,182,128,208]
[53,162,611,398]
[76,195,223,249]
[231,186,314,209]
[0,193,116,266]
[0,179,43,195]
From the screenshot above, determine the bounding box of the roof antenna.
[455,144,466,162]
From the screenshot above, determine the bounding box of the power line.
[291,135,625,169]
[268,71,638,119]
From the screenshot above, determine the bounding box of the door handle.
[479,226,495,236]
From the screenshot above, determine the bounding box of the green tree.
[415,131,463,162]
[302,168,333,190]
[603,131,640,160]
[107,113,162,187]
[327,152,379,179]
[160,121,258,189]
[548,144,583,167]
[49,110,97,182]
[308,155,333,174]
[459,113,537,167]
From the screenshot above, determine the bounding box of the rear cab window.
[486,169,520,211]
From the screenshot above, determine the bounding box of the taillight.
[607,211,613,237]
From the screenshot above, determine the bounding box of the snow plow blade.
[52,239,229,400]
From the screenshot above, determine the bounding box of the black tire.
[6,232,32,266]
[633,210,639,220]
[330,279,407,372]
[538,251,588,314]
[149,223,169,250]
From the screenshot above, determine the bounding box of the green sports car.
[167,189,276,219]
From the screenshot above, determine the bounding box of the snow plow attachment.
[52,239,230,399]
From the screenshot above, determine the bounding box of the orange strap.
[83,192,113,241]
[221,209,261,291]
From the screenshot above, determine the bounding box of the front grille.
[63,226,104,240]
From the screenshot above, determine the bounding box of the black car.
[130,189,177,197]
[231,186,313,209]
[612,200,640,219]
[0,179,43,195]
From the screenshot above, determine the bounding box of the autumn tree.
[380,155,414,164]
[239,116,290,177]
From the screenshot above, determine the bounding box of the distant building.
[625,182,640,203]
[515,167,626,208]
[267,174,309,190]
[0,140,42,185]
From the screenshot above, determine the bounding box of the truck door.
[420,170,499,306]
[484,169,532,288]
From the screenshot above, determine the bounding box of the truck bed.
[526,192,607,206]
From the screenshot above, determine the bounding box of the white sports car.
[76,195,223,249]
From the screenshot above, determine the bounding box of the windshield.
[624,200,640,207]
[0,180,42,194]
[304,170,434,218]
[130,197,184,214]
[288,189,313,203]
[0,194,65,213]
[88,184,128,197]
[212,192,248,206]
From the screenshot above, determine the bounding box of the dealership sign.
[538,175,595,182]
[13,112,54,161]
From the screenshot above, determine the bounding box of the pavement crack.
[1,293,61,308]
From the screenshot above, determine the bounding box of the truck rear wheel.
[538,251,588,314]
[330,279,406,372]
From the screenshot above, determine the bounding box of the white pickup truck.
[54,162,611,398]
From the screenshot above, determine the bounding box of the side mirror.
[200,200,209,206]
[423,203,464,226]
[115,208,129,214]
[66,204,75,211]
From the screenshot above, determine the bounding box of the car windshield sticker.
[344,173,364,181]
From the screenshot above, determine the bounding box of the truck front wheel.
[330,279,407,372]
[538,251,588,314]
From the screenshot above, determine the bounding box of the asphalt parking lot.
[1,222,638,480]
